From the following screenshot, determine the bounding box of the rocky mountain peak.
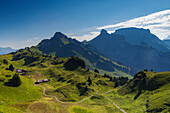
[100,29,109,35]
[52,32,68,40]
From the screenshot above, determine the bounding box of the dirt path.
[96,84,99,94]
[101,89,114,95]
[35,83,93,104]
[32,77,97,104]
[32,73,126,112]
[105,96,127,113]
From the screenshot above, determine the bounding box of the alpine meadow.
[0,0,170,113]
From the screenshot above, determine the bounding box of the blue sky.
[0,0,170,49]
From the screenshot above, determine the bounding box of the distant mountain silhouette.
[0,47,16,55]
[89,28,170,72]
[114,27,169,52]
[29,32,135,76]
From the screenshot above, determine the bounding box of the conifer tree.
[87,76,92,86]
[10,73,21,87]
[94,69,99,73]
[3,59,8,65]
[9,64,14,71]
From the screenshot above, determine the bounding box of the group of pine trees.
[144,69,154,72]
[103,74,129,87]
[86,72,129,90]
[3,59,15,71]
[3,59,21,87]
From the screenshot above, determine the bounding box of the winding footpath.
[32,77,95,104]
[105,96,127,113]
[32,73,127,112]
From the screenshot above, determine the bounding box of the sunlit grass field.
[0,51,169,113]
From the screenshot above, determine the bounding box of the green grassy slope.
[0,49,125,113]
[0,55,42,113]
[105,71,170,112]
[10,49,120,101]
[0,49,169,113]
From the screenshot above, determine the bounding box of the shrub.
[3,59,8,65]
[114,81,119,88]
[64,57,86,71]
[4,73,21,87]
[87,76,92,86]
[5,75,11,77]
[94,69,99,73]
[76,83,88,96]
[0,78,5,82]
[9,64,15,71]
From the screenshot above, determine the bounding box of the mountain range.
[12,27,170,76]
[0,27,170,113]
[28,32,135,77]
[89,28,170,72]
[114,27,169,52]
[0,47,16,55]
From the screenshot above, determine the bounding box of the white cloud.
[66,33,75,36]
[23,37,41,43]
[8,37,45,49]
[72,32,100,41]
[33,37,40,40]
[20,37,43,49]
[23,40,36,43]
[97,9,170,40]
